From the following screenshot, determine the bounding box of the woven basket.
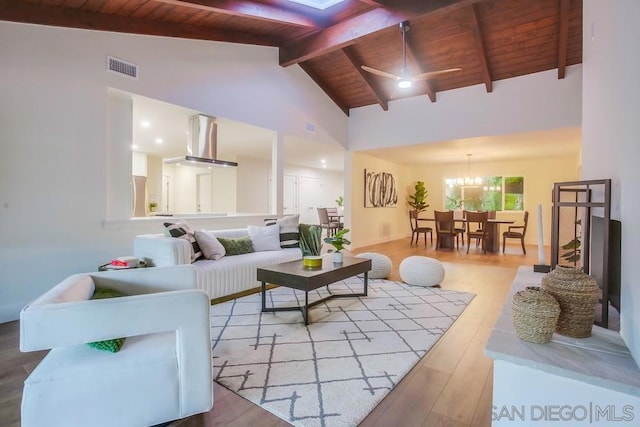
[512,286,560,344]
[541,266,599,338]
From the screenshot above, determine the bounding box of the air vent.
[107,56,138,79]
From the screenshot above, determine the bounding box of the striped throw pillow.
[163,221,203,262]
[264,214,300,248]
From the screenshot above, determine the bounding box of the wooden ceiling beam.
[469,4,493,93]
[557,0,570,79]
[152,0,319,28]
[298,62,351,116]
[0,2,280,46]
[279,0,482,66]
[342,46,389,111]
[404,31,437,103]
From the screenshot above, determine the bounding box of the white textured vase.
[333,252,343,263]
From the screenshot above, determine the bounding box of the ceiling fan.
[361,22,462,89]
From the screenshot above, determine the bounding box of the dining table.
[417,217,514,252]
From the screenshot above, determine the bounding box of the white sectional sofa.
[134,228,302,300]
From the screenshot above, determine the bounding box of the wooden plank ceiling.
[0,0,582,116]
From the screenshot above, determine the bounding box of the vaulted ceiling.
[1,0,582,116]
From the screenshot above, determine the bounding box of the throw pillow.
[217,236,254,256]
[163,221,203,263]
[87,287,127,353]
[248,224,281,251]
[194,230,226,260]
[264,214,300,248]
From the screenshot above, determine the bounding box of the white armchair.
[20,266,213,427]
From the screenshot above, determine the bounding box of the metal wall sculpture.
[364,169,398,208]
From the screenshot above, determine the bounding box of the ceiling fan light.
[398,79,412,89]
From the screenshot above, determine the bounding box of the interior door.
[298,176,322,224]
[283,174,298,215]
[196,173,212,213]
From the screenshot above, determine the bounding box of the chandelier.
[446,154,483,188]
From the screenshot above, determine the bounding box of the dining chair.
[453,210,466,246]
[434,210,462,250]
[465,211,489,254]
[409,209,433,247]
[317,207,340,237]
[502,210,529,254]
[326,207,344,228]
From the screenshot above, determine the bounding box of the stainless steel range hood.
[164,114,238,167]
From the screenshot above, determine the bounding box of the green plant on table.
[299,223,322,256]
[335,196,344,207]
[324,228,351,253]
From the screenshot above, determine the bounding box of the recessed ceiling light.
[322,164,327,168]
[131,144,138,150]
[321,159,326,163]
[140,121,150,128]
[288,0,344,10]
[155,138,163,144]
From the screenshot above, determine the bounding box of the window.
[444,176,524,211]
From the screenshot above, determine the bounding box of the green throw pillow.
[217,236,254,256]
[87,287,127,353]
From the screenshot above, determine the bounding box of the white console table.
[485,266,640,426]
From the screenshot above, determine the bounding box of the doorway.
[299,176,322,224]
[283,174,298,215]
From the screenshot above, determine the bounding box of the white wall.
[348,66,582,151]
[0,21,347,322]
[582,0,640,364]
[236,156,272,214]
[348,153,411,249]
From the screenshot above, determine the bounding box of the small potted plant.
[335,196,344,215]
[149,202,158,213]
[324,228,351,263]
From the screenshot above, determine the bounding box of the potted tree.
[408,181,429,213]
[324,228,351,264]
[335,196,344,215]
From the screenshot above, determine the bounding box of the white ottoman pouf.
[355,252,392,279]
[399,256,445,287]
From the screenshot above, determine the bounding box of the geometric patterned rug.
[211,277,475,427]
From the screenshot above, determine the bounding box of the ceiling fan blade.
[361,65,401,81]
[412,68,463,81]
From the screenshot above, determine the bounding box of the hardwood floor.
[0,239,543,427]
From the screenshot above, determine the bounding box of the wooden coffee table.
[257,255,372,325]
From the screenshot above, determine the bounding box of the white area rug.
[211,277,475,427]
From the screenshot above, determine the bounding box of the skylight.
[287,0,345,10]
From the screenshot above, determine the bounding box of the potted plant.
[335,196,344,215]
[408,181,429,213]
[324,228,351,263]
[149,202,158,213]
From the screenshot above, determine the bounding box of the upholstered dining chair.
[317,207,340,236]
[326,207,344,228]
[503,210,529,254]
[434,210,463,250]
[19,266,213,427]
[409,209,433,247]
[465,211,489,254]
